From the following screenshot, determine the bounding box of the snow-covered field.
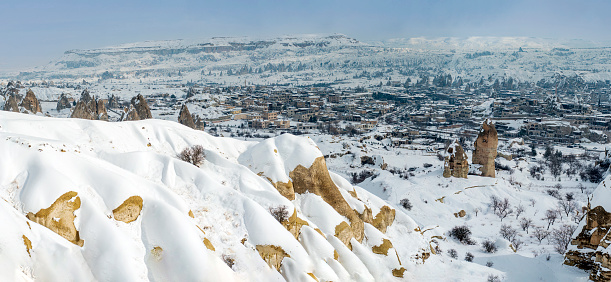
[0,111,514,281]
[0,110,601,281]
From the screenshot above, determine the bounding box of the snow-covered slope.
[0,111,498,281]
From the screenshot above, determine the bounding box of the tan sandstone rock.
[565,206,611,281]
[290,156,365,243]
[443,140,469,178]
[112,196,143,223]
[26,191,84,247]
[473,119,498,177]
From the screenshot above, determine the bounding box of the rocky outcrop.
[565,206,611,281]
[4,94,19,112]
[178,104,196,129]
[256,245,290,271]
[107,94,120,108]
[56,93,72,111]
[472,119,498,177]
[70,90,108,121]
[290,156,365,244]
[131,94,152,120]
[194,115,205,130]
[112,196,143,223]
[121,94,152,121]
[443,140,469,178]
[26,191,84,247]
[19,89,42,113]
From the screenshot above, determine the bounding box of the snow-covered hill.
[0,111,500,281]
[9,34,611,85]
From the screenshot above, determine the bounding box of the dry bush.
[178,145,205,167]
[269,206,289,223]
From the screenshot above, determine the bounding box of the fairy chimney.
[19,89,42,113]
[443,140,469,178]
[472,119,498,177]
[178,104,196,129]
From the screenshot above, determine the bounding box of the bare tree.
[549,224,577,254]
[558,199,577,217]
[532,226,550,244]
[496,198,513,221]
[520,217,533,234]
[543,209,558,229]
[490,195,501,214]
[500,224,518,241]
[515,204,525,219]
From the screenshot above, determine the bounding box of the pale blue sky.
[0,0,609,71]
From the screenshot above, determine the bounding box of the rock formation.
[289,156,367,244]
[178,104,196,129]
[107,94,120,108]
[121,94,152,121]
[132,94,152,120]
[443,140,469,178]
[70,89,108,121]
[56,93,72,111]
[194,115,205,130]
[565,205,611,281]
[19,89,42,113]
[472,119,498,177]
[3,94,19,112]
[26,191,84,247]
[112,196,143,223]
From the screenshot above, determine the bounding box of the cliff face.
[443,140,469,178]
[472,119,498,177]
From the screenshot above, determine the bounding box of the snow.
[0,111,507,281]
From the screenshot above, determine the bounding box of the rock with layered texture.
[565,176,611,281]
[472,119,498,177]
[443,140,469,178]
[19,89,42,114]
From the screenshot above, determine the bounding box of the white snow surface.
[0,111,501,281]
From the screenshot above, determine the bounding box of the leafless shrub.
[269,206,289,223]
[550,224,577,254]
[543,209,558,229]
[222,255,235,269]
[520,217,533,234]
[482,240,498,253]
[532,226,550,244]
[500,224,518,242]
[178,145,205,167]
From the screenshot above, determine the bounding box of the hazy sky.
[0,0,609,71]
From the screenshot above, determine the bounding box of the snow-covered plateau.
[5,34,611,86]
